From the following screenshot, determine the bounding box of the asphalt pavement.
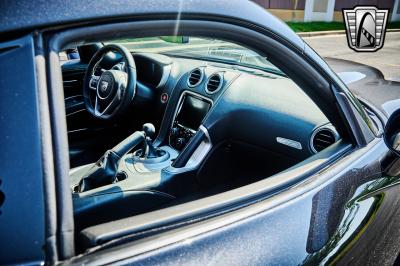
[303,31,400,81]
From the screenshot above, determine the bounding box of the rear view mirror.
[384,109,400,156]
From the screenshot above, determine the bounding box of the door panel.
[68,141,400,265]
[0,35,46,265]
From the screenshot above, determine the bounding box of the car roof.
[0,0,304,50]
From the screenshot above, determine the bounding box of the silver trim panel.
[276,137,302,150]
[185,126,212,168]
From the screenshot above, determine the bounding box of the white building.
[252,0,400,22]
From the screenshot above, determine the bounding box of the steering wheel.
[83,44,136,120]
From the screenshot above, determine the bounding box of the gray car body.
[1,0,400,265]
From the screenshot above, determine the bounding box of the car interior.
[61,36,344,252]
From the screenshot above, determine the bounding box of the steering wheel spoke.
[94,91,121,117]
[89,75,100,90]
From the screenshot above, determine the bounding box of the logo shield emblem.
[343,6,389,52]
[100,81,109,92]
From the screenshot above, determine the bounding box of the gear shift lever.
[76,123,169,193]
[143,123,155,137]
[140,123,160,159]
[133,123,169,163]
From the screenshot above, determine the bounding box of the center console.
[169,91,212,150]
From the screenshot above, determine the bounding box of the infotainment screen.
[175,95,211,130]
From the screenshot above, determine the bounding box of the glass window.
[108,37,284,76]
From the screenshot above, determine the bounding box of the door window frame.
[41,16,375,261]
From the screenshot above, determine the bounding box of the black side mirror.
[384,109,400,157]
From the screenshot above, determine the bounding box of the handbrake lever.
[77,130,145,192]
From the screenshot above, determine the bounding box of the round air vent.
[205,73,223,94]
[187,68,203,87]
[310,128,337,153]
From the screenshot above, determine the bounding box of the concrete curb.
[298,28,400,38]
[298,30,345,37]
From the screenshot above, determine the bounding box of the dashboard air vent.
[187,68,203,87]
[311,128,336,153]
[205,73,223,94]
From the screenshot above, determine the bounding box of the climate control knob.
[176,137,186,149]
[170,127,179,137]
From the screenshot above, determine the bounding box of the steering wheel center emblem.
[101,81,109,92]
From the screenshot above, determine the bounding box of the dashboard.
[132,52,338,160]
[134,53,172,88]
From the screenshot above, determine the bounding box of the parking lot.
[303,31,400,81]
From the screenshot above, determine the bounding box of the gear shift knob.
[143,123,155,138]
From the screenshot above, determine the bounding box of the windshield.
[110,37,284,75]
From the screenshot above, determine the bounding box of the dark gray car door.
[0,35,47,265]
